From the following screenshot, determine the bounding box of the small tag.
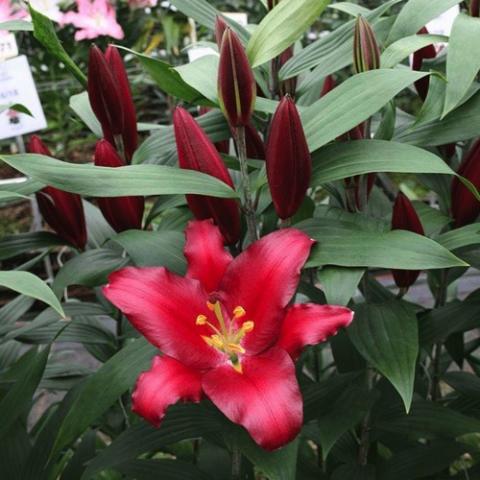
[0,33,18,61]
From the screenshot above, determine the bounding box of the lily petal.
[202,347,302,450]
[103,267,222,369]
[132,355,203,427]
[276,304,354,360]
[219,228,314,354]
[185,220,233,293]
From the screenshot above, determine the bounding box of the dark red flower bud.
[412,27,436,101]
[215,15,228,49]
[245,123,265,160]
[28,135,52,156]
[471,0,479,17]
[353,15,381,73]
[88,45,124,139]
[28,136,87,250]
[451,139,480,227]
[94,140,144,232]
[105,45,138,162]
[320,75,336,97]
[173,107,241,244]
[391,193,425,289]
[267,0,279,10]
[218,28,256,128]
[266,96,311,219]
[275,46,297,97]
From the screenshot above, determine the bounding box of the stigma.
[196,300,254,373]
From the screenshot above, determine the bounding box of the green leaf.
[381,34,448,69]
[110,230,186,274]
[310,386,378,460]
[436,224,480,251]
[52,249,128,297]
[348,302,418,411]
[397,89,480,146]
[377,441,469,480]
[375,398,480,437]
[115,459,211,480]
[279,0,402,80]
[317,267,364,306]
[225,423,298,480]
[82,404,222,478]
[0,231,64,261]
[443,371,480,400]
[175,55,218,103]
[247,0,331,67]
[443,14,480,116]
[0,191,29,202]
[0,154,238,198]
[299,218,467,269]
[387,0,462,44]
[29,5,86,87]
[0,103,33,117]
[0,271,64,317]
[0,19,33,31]
[50,338,156,460]
[0,346,50,438]
[311,140,454,186]
[302,70,428,152]
[120,47,205,103]
[69,92,102,137]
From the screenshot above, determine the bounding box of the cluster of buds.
[28,136,87,250]
[88,45,137,162]
[173,107,241,245]
[451,139,480,227]
[391,193,425,291]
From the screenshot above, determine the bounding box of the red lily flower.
[391,192,425,289]
[173,107,241,245]
[28,136,87,250]
[218,27,256,128]
[94,140,144,232]
[103,220,353,450]
[88,45,138,162]
[412,27,436,101]
[451,139,480,227]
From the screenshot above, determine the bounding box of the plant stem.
[231,446,242,480]
[358,368,374,466]
[430,269,449,401]
[235,126,258,244]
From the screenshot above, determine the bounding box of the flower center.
[196,301,254,373]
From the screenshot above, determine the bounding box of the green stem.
[235,126,258,244]
[231,446,242,480]
[358,368,374,466]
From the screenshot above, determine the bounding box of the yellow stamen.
[242,321,254,333]
[227,343,246,354]
[233,306,246,318]
[206,301,216,311]
[210,334,224,349]
[196,314,207,325]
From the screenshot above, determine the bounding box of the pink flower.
[128,0,157,9]
[62,0,124,41]
[0,0,26,36]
